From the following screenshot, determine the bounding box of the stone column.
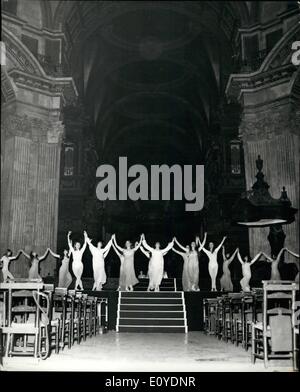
[1,113,64,277]
[240,104,299,257]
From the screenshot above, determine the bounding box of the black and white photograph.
[0,0,299,378]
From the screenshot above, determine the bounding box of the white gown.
[188,251,199,288]
[90,247,107,287]
[148,250,165,288]
[123,249,139,287]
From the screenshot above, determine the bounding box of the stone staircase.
[116,279,187,333]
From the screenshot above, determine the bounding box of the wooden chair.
[53,288,71,350]
[97,298,109,334]
[251,281,298,368]
[203,298,218,335]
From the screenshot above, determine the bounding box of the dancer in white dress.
[220,246,238,291]
[0,249,22,281]
[201,234,226,291]
[140,245,151,279]
[68,231,88,290]
[172,241,191,291]
[112,234,142,291]
[58,249,73,288]
[111,241,126,291]
[86,234,113,291]
[21,248,54,280]
[261,248,286,281]
[142,235,174,292]
[283,248,299,282]
[237,250,263,292]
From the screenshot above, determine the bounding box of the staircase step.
[122,292,182,298]
[118,326,186,333]
[118,318,185,326]
[120,298,182,305]
[120,304,184,311]
[119,311,184,318]
[134,287,174,291]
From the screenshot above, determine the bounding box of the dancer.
[112,234,142,291]
[86,234,113,291]
[201,234,226,291]
[172,240,191,291]
[283,248,299,282]
[21,248,54,280]
[57,249,73,288]
[237,250,263,292]
[67,231,88,290]
[220,246,238,291]
[142,235,174,292]
[111,240,125,291]
[0,249,22,281]
[261,248,286,281]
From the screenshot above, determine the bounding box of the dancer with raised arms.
[261,248,286,281]
[86,233,113,291]
[67,230,88,290]
[112,234,142,291]
[1,249,22,281]
[220,246,238,292]
[21,248,56,280]
[237,250,263,292]
[201,234,226,291]
[111,239,125,291]
[142,234,174,292]
[172,239,191,291]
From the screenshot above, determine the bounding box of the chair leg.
[251,325,255,364]
[263,333,268,368]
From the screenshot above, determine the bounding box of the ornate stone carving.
[1,114,65,144]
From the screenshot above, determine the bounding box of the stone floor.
[1,332,294,372]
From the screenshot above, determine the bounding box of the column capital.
[1,113,65,144]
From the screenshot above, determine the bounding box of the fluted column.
[240,105,299,257]
[1,113,64,277]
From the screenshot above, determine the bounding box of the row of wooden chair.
[0,281,108,361]
[203,281,299,370]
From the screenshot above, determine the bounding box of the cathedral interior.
[0,0,300,373]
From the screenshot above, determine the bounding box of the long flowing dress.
[118,254,126,290]
[58,256,72,288]
[90,247,107,289]
[240,263,251,292]
[28,258,41,280]
[220,260,233,291]
[123,249,139,287]
[182,254,192,291]
[188,251,199,289]
[148,250,165,289]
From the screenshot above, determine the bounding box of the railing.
[36,54,66,77]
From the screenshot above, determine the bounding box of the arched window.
[63,144,74,176]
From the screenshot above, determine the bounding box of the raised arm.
[237,251,244,265]
[261,252,273,263]
[103,238,112,253]
[111,241,122,259]
[67,231,74,253]
[215,236,227,253]
[140,246,150,259]
[20,249,31,259]
[250,252,262,265]
[228,248,239,264]
[142,238,154,252]
[222,246,226,260]
[174,237,186,252]
[112,234,124,253]
[48,248,61,259]
[162,240,174,255]
[172,248,185,257]
[285,248,299,258]
[198,232,207,248]
[38,248,50,261]
[9,250,22,261]
[133,235,142,252]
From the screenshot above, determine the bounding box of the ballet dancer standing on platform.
[1,249,22,281]
[111,240,126,291]
[220,246,238,292]
[86,233,113,291]
[283,248,299,282]
[68,231,88,290]
[142,235,174,292]
[21,248,55,280]
[112,234,142,291]
[261,248,286,281]
[201,234,226,291]
[237,250,263,292]
[172,239,191,291]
